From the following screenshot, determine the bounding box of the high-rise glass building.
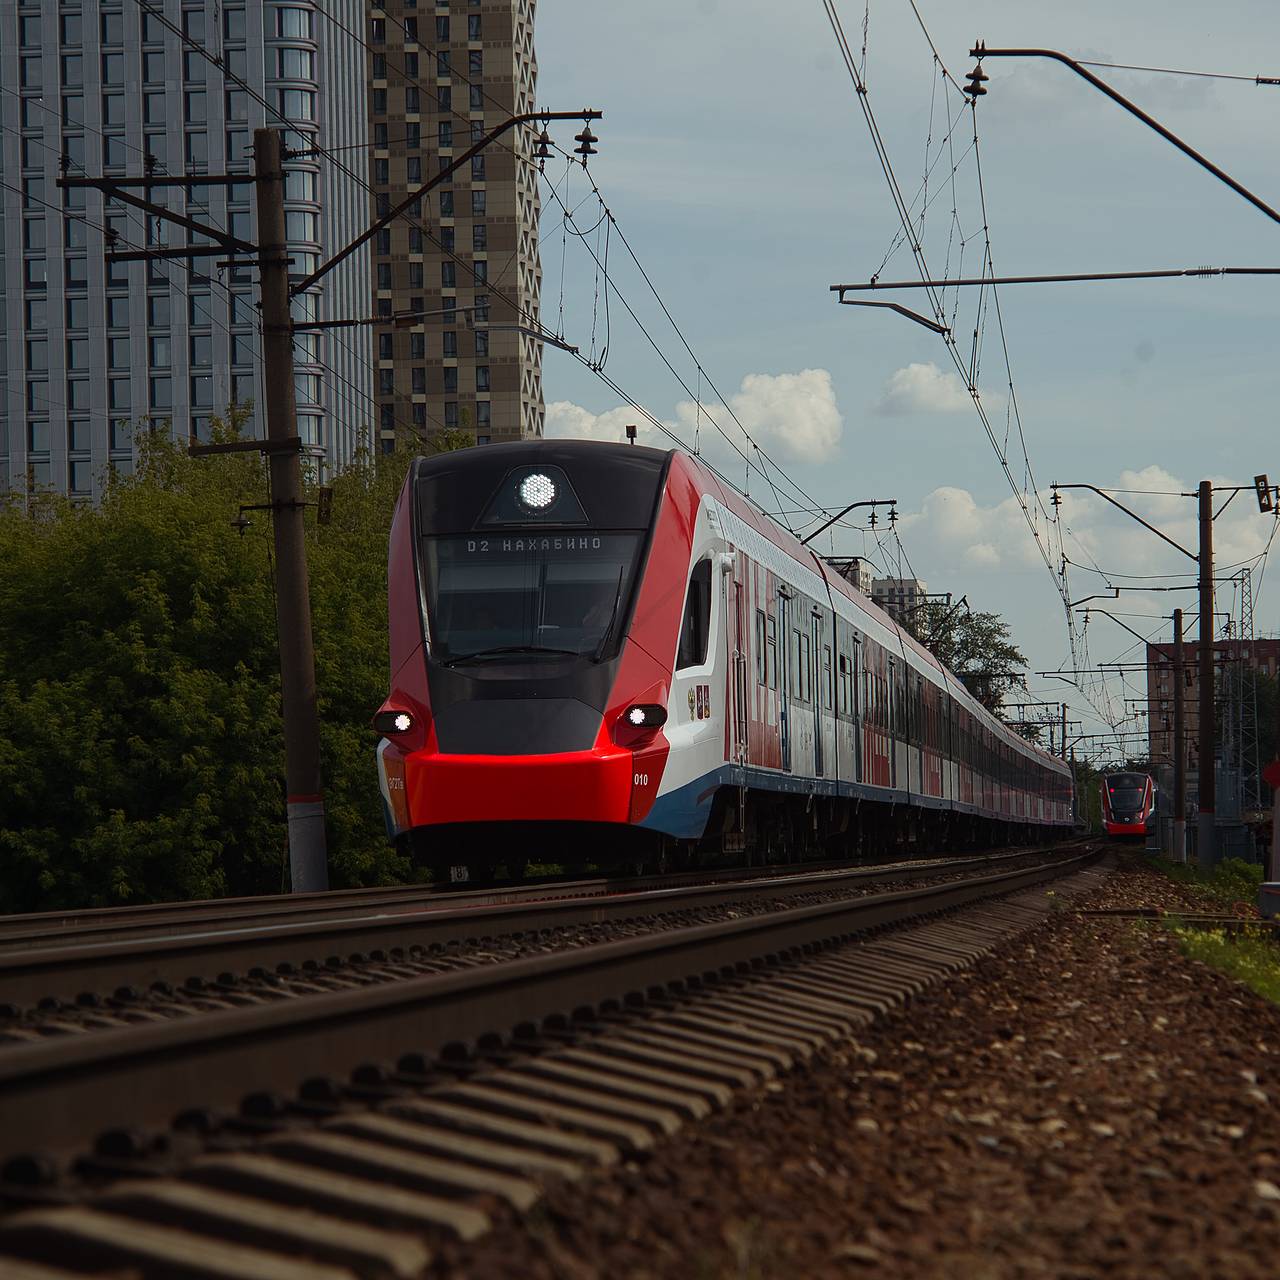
[0,0,371,498]
[367,0,542,449]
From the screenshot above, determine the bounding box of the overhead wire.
[822,0,1086,695]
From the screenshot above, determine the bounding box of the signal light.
[623,704,667,729]
[373,710,414,735]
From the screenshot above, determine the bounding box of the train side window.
[822,645,833,709]
[676,558,712,670]
[766,616,777,689]
[838,653,851,716]
[755,609,766,684]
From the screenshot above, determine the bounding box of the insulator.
[964,64,989,97]
[573,125,598,165]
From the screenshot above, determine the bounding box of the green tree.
[0,416,419,912]
[902,600,1029,716]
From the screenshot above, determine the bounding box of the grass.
[1147,853,1280,1005]
[1167,924,1280,1006]
[1147,855,1264,911]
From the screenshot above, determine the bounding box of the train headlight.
[623,704,667,729]
[373,709,414,735]
[517,472,557,511]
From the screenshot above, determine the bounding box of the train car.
[374,440,1075,877]
[1100,771,1156,838]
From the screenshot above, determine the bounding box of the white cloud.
[545,368,844,465]
[875,362,973,416]
[898,466,1274,581]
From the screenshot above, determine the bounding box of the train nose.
[403,745,637,825]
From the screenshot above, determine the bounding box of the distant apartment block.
[366,0,541,450]
[1146,636,1280,770]
[826,556,873,595]
[872,576,928,619]
[0,0,372,498]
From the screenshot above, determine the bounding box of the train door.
[811,609,824,777]
[887,657,898,789]
[778,589,792,772]
[732,578,748,763]
[851,634,863,784]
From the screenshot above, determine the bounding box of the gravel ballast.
[439,856,1280,1279]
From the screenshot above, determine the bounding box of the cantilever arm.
[971,45,1280,228]
[1052,483,1197,561]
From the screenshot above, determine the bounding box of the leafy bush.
[0,421,414,912]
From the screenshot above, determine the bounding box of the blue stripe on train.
[639,765,1063,840]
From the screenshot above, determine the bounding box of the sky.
[530,0,1280,763]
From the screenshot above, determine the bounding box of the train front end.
[374,440,688,874]
[1100,771,1155,838]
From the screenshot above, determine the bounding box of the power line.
[1076,58,1280,86]
[823,0,1081,676]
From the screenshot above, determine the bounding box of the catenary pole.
[255,127,329,892]
[1173,608,1186,863]
[1197,481,1216,869]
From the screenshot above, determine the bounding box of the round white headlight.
[628,706,647,726]
[518,472,557,511]
[393,712,413,733]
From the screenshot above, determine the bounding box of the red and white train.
[1099,771,1156,838]
[375,441,1075,875]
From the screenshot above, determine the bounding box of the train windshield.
[421,531,645,663]
[1107,774,1147,809]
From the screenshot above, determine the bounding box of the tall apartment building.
[0,0,371,498]
[366,0,541,450]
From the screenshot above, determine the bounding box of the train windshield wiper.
[443,644,583,666]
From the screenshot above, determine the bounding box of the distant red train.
[1100,771,1156,838]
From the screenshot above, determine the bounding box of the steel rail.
[0,848,1101,1161]
[0,841,1076,949]
[0,845,1082,1007]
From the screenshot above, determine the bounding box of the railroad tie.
[325,1111,585,1182]
[259,1129,542,1212]
[0,1205,359,1280]
[92,1180,430,1278]
[385,1096,621,1166]
[181,1151,491,1240]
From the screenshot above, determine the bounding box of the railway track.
[0,849,1103,1228]
[0,840,1081,952]
[0,843,1085,1014]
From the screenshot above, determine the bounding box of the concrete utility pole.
[256,128,328,892]
[1172,608,1187,863]
[1197,481,1216,869]
[1060,703,1067,760]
